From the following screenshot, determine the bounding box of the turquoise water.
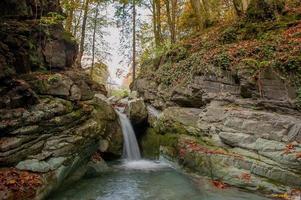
[48,160,269,200]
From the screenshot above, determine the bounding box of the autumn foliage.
[0,168,44,200]
[178,138,243,159]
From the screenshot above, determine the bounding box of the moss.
[273,55,301,86]
[47,74,61,84]
[40,12,65,25]
[110,89,129,98]
[141,127,179,159]
[62,31,77,43]
[165,45,188,62]
[32,79,48,94]
[212,52,232,70]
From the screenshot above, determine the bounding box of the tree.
[78,0,90,66]
[154,0,162,47]
[132,0,137,81]
[91,1,101,74]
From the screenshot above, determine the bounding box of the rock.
[0,1,118,200]
[99,139,110,152]
[87,62,109,86]
[16,157,66,173]
[159,107,202,135]
[0,73,122,199]
[105,121,123,158]
[0,78,38,109]
[143,101,301,194]
[287,124,301,142]
[43,41,67,69]
[147,105,162,127]
[128,91,138,100]
[170,86,204,107]
[85,152,109,176]
[119,97,129,106]
[16,159,51,173]
[0,0,62,18]
[0,21,77,75]
[132,78,158,103]
[125,98,148,125]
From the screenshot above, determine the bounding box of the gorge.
[0,0,301,200]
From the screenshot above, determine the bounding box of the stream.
[48,159,269,200]
[48,109,270,200]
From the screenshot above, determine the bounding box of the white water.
[116,111,141,160]
[120,160,170,171]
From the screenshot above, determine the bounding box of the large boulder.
[125,98,148,125]
[87,62,109,86]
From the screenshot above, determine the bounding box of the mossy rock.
[141,128,179,159]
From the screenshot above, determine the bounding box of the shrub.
[246,0,285,22]
[220,27,238,44]
[212,52,231,70]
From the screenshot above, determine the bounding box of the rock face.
[137,53,301,195]
[125,98,148,125]
[0,75,122,200]
[86,62,109,86]
[0,1,122,199]
[0,0,77,78]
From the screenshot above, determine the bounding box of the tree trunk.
[73,3,83,38]
[233,0,244,17]
[65,0,75,33]
[155,0,162,44]
[91,2,100,77]
[171,0,177,43]
[190,0,204,30]
[164,0,174,43]
[77,0,90,67]
[152,0,159,47]
[132,0,136,82]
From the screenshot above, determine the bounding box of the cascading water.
[116,110,141,161]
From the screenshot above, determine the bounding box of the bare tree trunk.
[190,0,201,29]
[171,0,177,43]
[73,9,83,37]
[233,0,244,17]
[152,0,159,47]
[155,0,162,44]
[164,0,175,43]
[77,0,90,68]
[65,0,75,33]
[200,0,209,26]
[73,4,83,38]
[132,0,136,82]
[91,2,100,77]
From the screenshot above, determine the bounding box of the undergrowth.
[138,5,301,94]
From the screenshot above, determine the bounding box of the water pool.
[48,160,270,200]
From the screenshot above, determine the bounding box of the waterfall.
[116,111,141,161]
